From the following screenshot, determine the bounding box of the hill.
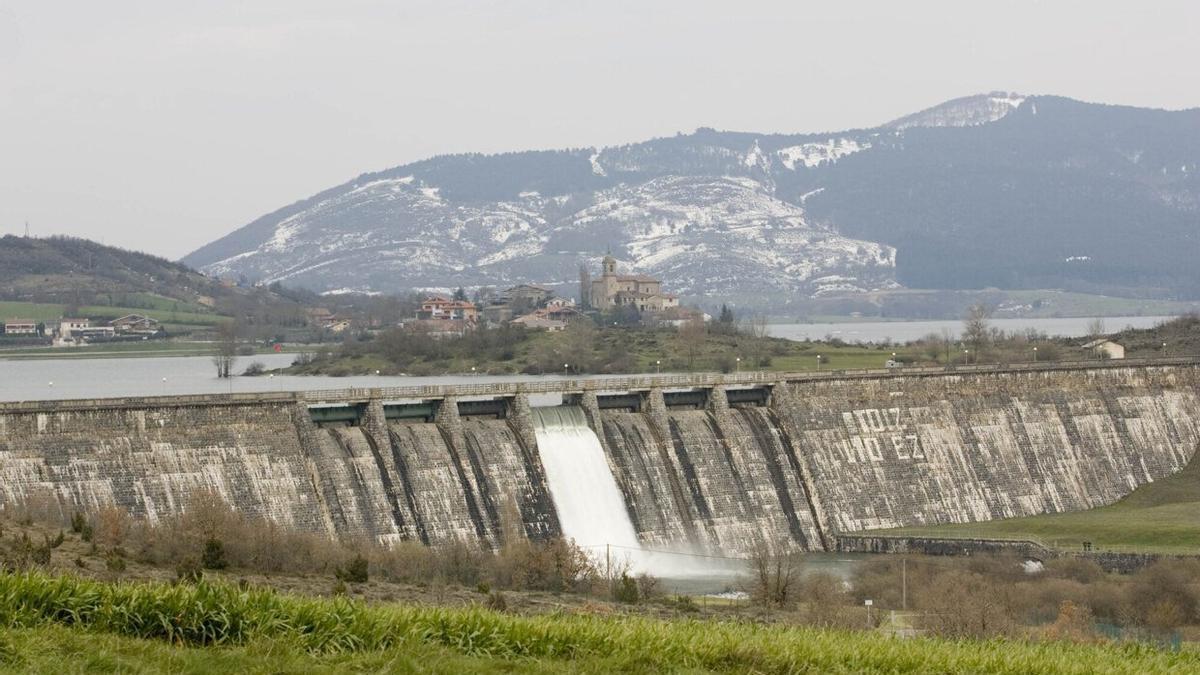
[0,235,237,313]
[0,235,318,335]
[184,93,1200,311]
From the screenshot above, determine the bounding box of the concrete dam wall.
[1,361,1197,557]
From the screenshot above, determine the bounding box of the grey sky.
[1,1,1197,260]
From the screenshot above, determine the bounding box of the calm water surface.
[769,315,1172,343]
[0,314,1175,402]
[0,353,582,403]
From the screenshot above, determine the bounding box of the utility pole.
[901,558,907,611]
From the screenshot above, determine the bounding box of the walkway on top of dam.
[2,356,1197,413]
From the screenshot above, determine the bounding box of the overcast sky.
[1,1,1197,260]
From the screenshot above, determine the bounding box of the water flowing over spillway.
[531,406,649,570]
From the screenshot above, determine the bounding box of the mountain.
[184,94,1200,307]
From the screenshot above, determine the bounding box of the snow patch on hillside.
[589,150,607,176]
[889,92,1026,130]
[777,139,869,169]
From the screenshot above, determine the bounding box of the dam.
[1,359,1198,559]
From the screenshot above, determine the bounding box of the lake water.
[0,314,1175,402]
[0,353,586,403]
[769,315,1173,344]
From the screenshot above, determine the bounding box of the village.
[0,313,164,346]
[304,254,702,339]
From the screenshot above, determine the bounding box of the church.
[588,255,679,313]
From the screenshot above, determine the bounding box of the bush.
[485,591,508,613]
[175,557,202,584]
[201,538,228,570]
[104,552,127,575]
[613,573,639,604]
[335,554,369,584]
[241,361,267,376]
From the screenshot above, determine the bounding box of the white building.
[1081,339,1125,360]
[59,318,90,338]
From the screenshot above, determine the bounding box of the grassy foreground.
[0,572,1196,674]
[875,453,1200,554]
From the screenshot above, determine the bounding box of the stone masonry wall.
[1,364,1196,554]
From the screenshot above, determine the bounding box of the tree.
[746,535,802,610]
[675,316,707,370]
[962,304,991,360]
[1086,317,1106,340]
[578,265,592,309]
[719,304,735,324]
[212,321,239,378]
[453,287,467,301]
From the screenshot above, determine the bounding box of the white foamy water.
[531,406,730,577]
[532,406,649,571]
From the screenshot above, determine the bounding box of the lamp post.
[161,376,167,394]
[816,354,822,371]
[735,356,741,373]
[963,348,969,365]
[563,363,569,377]
[655,360,661,374]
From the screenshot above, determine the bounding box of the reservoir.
[768,315,1171,343]
[0,315,1174,402]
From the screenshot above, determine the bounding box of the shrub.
[613,573,639,604]
[485,591,508,613]
[335,554,369,584]
[175,557,202,584]
[201,538,228,570]
[104,552,127,575]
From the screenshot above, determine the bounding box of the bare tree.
[940,327,955,364]
[675,316,707,370]
[213,321,239,378]
[962,304,991,361]
[1086,317,1106,341]
[746,535,803,610]
[578,264,592,309]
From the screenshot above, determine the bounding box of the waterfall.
[532,406,648,571]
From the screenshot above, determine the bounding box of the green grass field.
[0,572,1194,674]
[0,341,304,360]
[0,300,223,328]
[874,453,1200,554]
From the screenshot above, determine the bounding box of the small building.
[326,319,352,333]
[511,314,567,332]
[110,314,160,333]
[418,296,478,323]
[502,284,554,309]
[59,318,90,338]
[1082,339,1125,360]
[3,319,38,336]
[75,326,116,341]
[305,308,335,327]
[403,318,473,339]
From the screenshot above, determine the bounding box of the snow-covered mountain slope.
[886,92,1027,130]
[185,93,1200,303]
[554,176,894,297]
